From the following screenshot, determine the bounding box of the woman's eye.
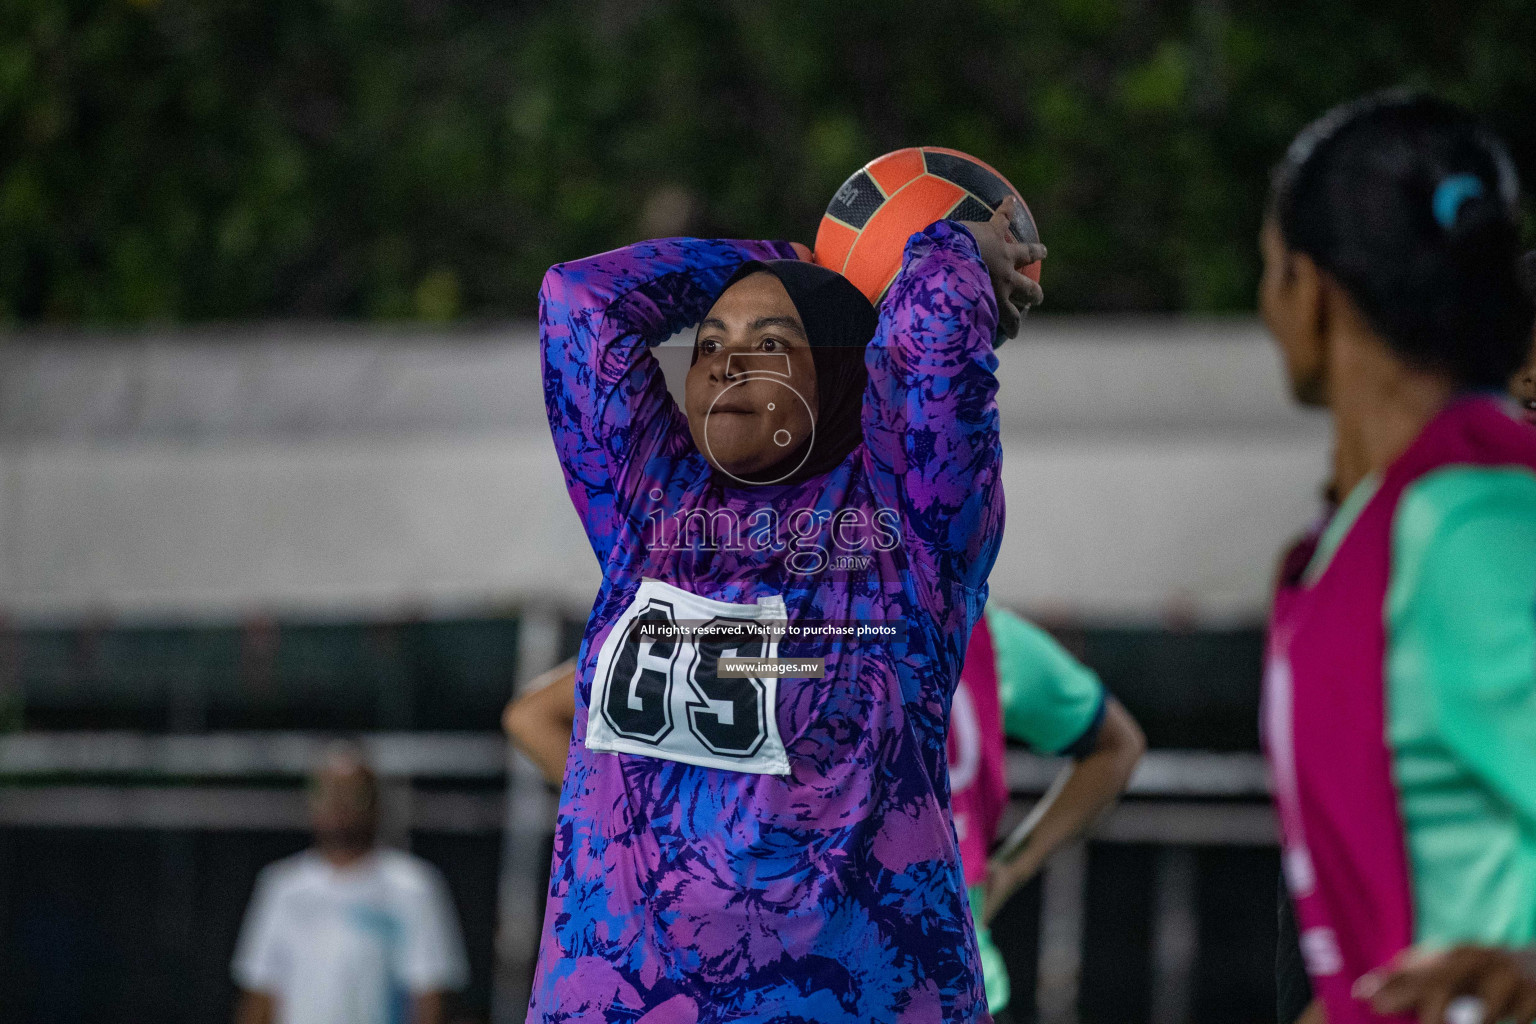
[700,339,719,353]
[761,337,780,351]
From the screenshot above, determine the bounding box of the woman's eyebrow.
[750,315,806,339]
[699,317,727,332]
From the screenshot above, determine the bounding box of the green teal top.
[1308,465,1536,947]
[987,604,1107,757]
[966,604,1107,1012]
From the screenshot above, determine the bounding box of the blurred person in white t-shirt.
[232,743,468,1024]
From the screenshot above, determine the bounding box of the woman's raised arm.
[860,207,1042,606]
[539,237,799,562]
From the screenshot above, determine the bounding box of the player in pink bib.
[1260,93,1536,1024]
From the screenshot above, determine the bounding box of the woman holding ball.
[531,195,1042,1021]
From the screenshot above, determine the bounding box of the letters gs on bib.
[584,580,792,775]
[605,609,769,754]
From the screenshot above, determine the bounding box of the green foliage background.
[2,0,1532,323]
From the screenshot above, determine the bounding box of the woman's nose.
[708,351,736,384]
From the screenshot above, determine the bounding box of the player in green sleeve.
[947,603,1145,1018]
[1276,258,1536,1024]
[1261,94,1536,1024]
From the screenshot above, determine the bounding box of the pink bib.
[1263,397,1536,1024]
[949,613,1009,886]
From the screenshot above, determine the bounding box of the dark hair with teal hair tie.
[1271,91,1532,389]
[1432,173,1486,230]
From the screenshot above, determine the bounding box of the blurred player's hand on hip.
[980,855,1032,926]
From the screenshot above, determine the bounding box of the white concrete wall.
[0,319,1330,624]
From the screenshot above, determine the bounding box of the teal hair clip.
[1432,173,1485,230]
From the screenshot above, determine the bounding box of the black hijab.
[693,259,878,486]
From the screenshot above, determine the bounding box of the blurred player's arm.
[978,606,1145,925]
[539,236,799,560]
[503,660,578,786]
[861,204,1044,598]
[1390,475,1536,852]
[982,698,1144,923]
[233,991,274,1024]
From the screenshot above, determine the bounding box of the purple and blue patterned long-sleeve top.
[532,221,1005,1023]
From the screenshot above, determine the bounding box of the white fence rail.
[0,732,1276,1024]
[0,730,1274,841]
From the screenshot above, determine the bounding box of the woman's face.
[685,272,819,479]
[1259,216,1328,407]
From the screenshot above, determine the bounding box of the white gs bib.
[585,579,790,775]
